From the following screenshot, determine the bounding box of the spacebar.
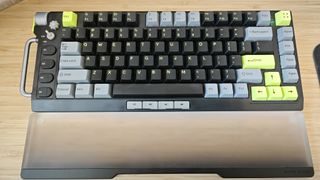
[112,84,204,97]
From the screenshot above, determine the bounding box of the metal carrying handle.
[20,38,38,97]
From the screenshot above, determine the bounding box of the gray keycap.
[174,101,190,109]
[60,56,84,69]
[219,83,233,98]
[75,84,93,98]
[160,12,173,26]
[204,83,219,98]
[234,83,248,98]
[282,69,299,83]
[127,101,142,109]
[146,12,159,27]
[158,101,174,109]
[279,41,295,55]
[245,27,273,41]
[236,69,262,83]
[174,12,186,26]
[56,84,75,98]
[60,42,81,55]
[57,69,90,83]
[257,11,271,26]
[94,84,111,98]
[187,11,200,26]
[277,27,293,41]
[143,101,158,109]
[280,55,296,69]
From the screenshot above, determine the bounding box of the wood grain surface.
[0,0,319,179]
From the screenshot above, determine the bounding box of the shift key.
[242,55,275,69]
[58,70,91,83]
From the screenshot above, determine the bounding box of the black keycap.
[40,59,55,69]
[125,42,136,53]
[133,28,144,39]
[118,28,129,40]
[114,55,125,67]
[104,28,115,40]
[97,12,108,26]
[222,69,236,82]
[168,41,179,53]
[39,73,54,83]
[180,69,192,82]
[186,55,198,68]
[90,28,101,40]
[96,42,108,54]
[244,11,257,26]
[239,41,252,54]
[200,55,213,68]
[91,70,104,83]
[216,12,229,25]
[42,46,56,55]
[150,69,162,82]
[143,55,154,67]
[183,41,194,54]
[121,69,132,82]
[230,12,242,25]
[106,69,118,82]
[140,41,151,53]
[128,55,140,67]
[253,41,274,54]
[231,27,244,40]
[211,41,223,54]
[76,28,88,40]
[83,12,95,26]
[161,28,172,39]
[111,42,122,53]
[112,12,123,26]
[225,41,238,55]
[158,55,169,68]
[215,55,228,68]
[82,42,94,54]
[135,69,147,82]
[37,87,52,97]
[208,69,221,82]
[202,12,214,26]
[126,12,137,26]
[84,56,97,68]
[197,41,208,53]
[61,28,73,40]
[175,28,186,40]
[99,56,111,68]
[165,69,177,82]
[204,28,215,40]
[217,27,229,40]
[113,83,204,97]
[228,55,242,68]
[190,28,201,40]
[147,28,158,40]
[194,69,206,82]
[154,41,165,53]
[172,55,184,67]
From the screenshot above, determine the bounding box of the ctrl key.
[56,84,75,98]
[37,87,52,97]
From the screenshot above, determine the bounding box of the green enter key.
[242,55,275,69]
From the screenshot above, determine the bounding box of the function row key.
[81,12,138,27]
[146,11,200,27]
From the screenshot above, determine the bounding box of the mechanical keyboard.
[21,10,303,111]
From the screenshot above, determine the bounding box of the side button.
[37,87,52,97]
[42,45,56,55]
[143,101,158,110]
[158,101,174,109]
[127,101,142,110]
[41,59,55,69]
[174,101,190,110]
[39,73,54,83]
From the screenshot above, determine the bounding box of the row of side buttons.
[127,101,190,110]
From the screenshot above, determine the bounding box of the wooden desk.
[0,0,319,179]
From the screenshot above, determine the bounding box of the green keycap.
[275,11,291,26]
[242,55,275,69]
[251,86,268,101]
[62,11,78,27]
